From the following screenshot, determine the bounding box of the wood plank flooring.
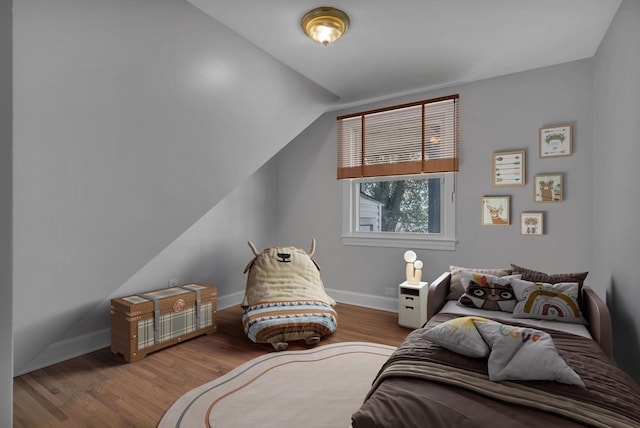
[13,303,411,427]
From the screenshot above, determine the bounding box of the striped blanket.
[242,300,337,345]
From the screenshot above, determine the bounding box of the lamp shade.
[301,7,350,46]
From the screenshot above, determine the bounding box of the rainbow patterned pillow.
[510,278,587,324]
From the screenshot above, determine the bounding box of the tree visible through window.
[338,94,458,249]
[359,177,440,234]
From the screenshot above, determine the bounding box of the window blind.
[337,94,459,179]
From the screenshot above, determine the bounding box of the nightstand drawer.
[398,281,428,328]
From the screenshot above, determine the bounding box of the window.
[338,95,459,250]
[342,173,456,249]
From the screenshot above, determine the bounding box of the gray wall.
[8,0,640,394]
[273,59,594,307]
[1,0,13,424]
[22,163,279,372]
[592,0,640,381]
[12,0,336,375]
[271,3,640,382]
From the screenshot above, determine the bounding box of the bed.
[351,267,640,428]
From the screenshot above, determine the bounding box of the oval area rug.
[158,342,396,428]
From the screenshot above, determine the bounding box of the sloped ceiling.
[12,0,337,374]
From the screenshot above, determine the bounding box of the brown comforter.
[352,313,640,428]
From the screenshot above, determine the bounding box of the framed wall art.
[534,174,563,202]
[492,150,525,187]
[482,196,510,226]
[520,212,543,236]
[539,125,572,158]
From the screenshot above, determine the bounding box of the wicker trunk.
[110,283,217,362]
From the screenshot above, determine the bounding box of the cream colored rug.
[158,342,395,428]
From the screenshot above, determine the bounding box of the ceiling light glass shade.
[301,7,350,46]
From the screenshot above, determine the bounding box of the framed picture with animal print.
[534,174,563,202]
[492,150,525,187]
[481,196,510,226]
[520,212,543,236]
[539,125,572,158]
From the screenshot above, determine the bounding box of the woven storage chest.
[110,283,217,362]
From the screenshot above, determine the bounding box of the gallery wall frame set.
[483,123,572,232]
[539,125,572,158]
[481,196,510,226]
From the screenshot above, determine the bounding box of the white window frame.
[341,173,457,250]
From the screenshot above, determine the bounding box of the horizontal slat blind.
[337,94,459,179]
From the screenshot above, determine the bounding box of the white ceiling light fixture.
[301,6,350,46]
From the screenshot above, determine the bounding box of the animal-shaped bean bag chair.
[241,240,337,351]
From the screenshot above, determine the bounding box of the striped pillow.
[242,301,337,345]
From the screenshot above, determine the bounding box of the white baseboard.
[326,288,398,313]
[15,327,111,376]
[217,290,245,310]
[217,289,398,313]
[14,289,396,376]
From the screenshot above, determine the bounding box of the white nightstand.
[398,281,428,328]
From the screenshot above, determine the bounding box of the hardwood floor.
[13,303,410,427]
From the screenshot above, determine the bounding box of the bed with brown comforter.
[351,272,640,428]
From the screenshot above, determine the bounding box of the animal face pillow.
[457,271,520,312]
